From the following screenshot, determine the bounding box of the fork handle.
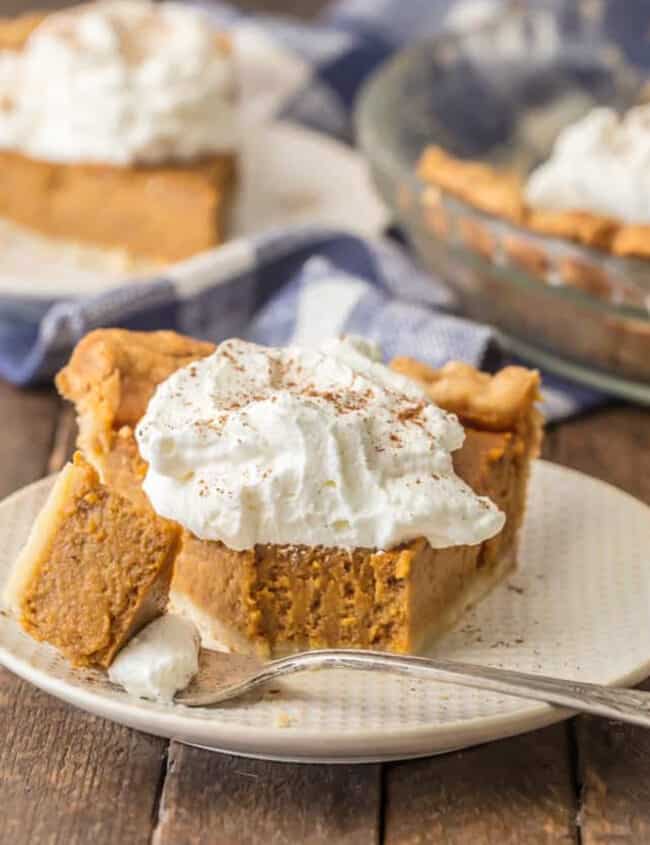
[268,650,650,728]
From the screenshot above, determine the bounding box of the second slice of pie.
[0,2,238,264]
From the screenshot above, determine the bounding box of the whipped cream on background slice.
[108,615,199,701]
[136,337,504,552]
[526,105,650,224]
[0,0,237,165]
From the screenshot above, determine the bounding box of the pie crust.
[418,145,650,258]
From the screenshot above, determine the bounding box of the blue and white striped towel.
[0,0,609,421]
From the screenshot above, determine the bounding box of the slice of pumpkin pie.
[50,329,542,659]
[4,453,181,667]
[0,2,237,264]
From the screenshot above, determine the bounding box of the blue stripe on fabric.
[344,290,499,368]
[1,279,178,385]
[254,229,385,306]
[313,37,393,111]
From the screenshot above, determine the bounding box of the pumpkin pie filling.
[39,329,542,662]
[4,453,181,667]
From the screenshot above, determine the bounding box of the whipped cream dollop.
[108,615,199,701]
[526,105,650,224]
[136,337,504,552]
[0,0,237,165]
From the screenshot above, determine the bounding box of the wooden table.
[3,1,650,842]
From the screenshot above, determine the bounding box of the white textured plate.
[0,121,388,299]
[1,461,650,763]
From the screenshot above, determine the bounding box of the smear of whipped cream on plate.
[108,614,199,702]
[136,336,504,552]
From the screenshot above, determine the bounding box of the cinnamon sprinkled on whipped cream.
[136,337,505,551]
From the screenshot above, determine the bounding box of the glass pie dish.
[356,0,650,403]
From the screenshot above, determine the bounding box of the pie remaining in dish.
[19,328,543,664]
[418,145,650,259]
[0,3,237,264]
[416,118,650,384]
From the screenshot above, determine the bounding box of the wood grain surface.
[542,409,650,844]
[575,688,650,845]
[384,725,578,844]
[1,1,650,843]
[154,747,381,845]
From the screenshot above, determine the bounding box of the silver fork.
[175,648,650,727]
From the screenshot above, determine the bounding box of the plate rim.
[2,460,650,762]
